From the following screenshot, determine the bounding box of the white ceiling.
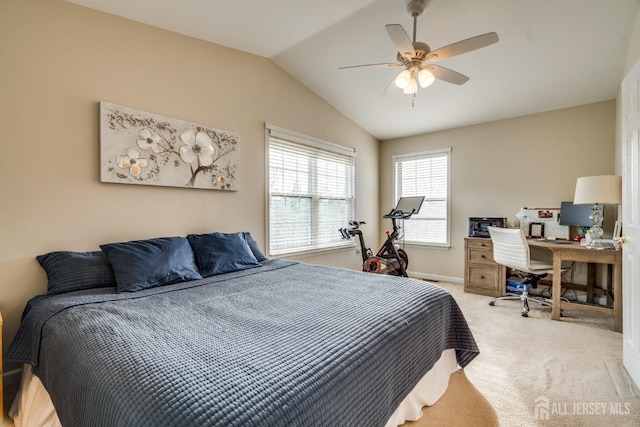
[66,0,639,140]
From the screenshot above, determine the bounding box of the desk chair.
[487,226,563,317]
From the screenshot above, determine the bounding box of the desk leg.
[587,263,595,303]
[552,254,562,320]
[614,257,622,333]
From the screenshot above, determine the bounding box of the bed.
[7,233,479,427]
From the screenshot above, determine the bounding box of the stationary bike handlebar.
[383,208,417,220]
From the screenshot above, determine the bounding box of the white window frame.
[265,123,356,257]
[392,147,451,248]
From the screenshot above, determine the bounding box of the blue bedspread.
[8,259,479,427]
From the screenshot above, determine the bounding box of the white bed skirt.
[384,348,458,426]
[10,349,458,427]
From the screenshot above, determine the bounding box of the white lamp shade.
[418,69,435,88]
[573,175,622,205]
[394,70,411,89]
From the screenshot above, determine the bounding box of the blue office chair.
[487,226,565,317]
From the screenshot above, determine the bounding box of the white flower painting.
[100,101,239,190]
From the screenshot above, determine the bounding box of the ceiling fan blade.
[385,24,416,60]
[426,32,499,62]
[339,62,402,70]
[426,64,469,85]
[384,77,400,95]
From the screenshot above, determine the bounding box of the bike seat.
[349,220,366,228]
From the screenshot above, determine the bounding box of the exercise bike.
[339,196,424,277]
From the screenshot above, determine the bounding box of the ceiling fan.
[339,0,499,97]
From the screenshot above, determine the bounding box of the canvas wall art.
[100,101,239,190]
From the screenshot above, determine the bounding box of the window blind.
[266,124,356,256]
[393,148,450,246]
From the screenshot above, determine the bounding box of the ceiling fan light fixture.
[395,69,412,89]
[418,68,435,88]
[402,76,418,94]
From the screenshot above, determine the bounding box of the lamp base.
[586,210,605,249]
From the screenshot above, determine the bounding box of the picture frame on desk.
[613,220,622,239]
[529,222,545,238]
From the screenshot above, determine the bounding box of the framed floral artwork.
[100,101,239,190]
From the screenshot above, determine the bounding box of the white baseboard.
[408,271,463,284]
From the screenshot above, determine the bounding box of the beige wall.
[380,101,616,281]
[0,0,378,360]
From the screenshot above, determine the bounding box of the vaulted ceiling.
[66,0,639,140]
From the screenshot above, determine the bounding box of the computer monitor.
[559,201,603,228]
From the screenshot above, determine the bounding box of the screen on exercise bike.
[394,196,425,216]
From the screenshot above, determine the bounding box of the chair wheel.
[521,312,528,317]
[489,301,495,306]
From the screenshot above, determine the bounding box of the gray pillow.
[101,237,202,293]
[242,232,268,262]
[37,251,116,294]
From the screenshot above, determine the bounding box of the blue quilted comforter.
[8,259,479,427]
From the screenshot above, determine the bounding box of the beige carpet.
[404,282,640,427]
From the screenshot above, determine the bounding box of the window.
[393,148,450,247]
[266,124,356,256]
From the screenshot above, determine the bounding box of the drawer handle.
[480,254,486,258]
[481,243,487,247]
[480,275,485,279]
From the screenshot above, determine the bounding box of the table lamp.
[573,175,622,248]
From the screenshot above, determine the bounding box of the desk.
[528,240,622,332]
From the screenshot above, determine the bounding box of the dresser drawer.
[465,239,493,251]
[467,265,498,288]
[467,248,494,265]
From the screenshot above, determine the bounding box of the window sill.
[269,243,356,259]
[400,241,451,249]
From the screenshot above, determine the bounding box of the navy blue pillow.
[37,251,116,294]
[187,232,260,277]
[242,232,268,262]
[100,237,202,293]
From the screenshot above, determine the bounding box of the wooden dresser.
[464,237,506,297]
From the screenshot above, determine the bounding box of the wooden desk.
[528,240,622,332]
